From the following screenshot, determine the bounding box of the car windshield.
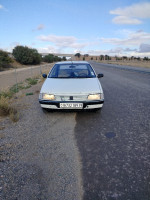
[48,64,96,78]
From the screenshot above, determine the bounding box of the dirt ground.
[96,60,150,68]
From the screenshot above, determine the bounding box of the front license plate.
[60,103,83,109]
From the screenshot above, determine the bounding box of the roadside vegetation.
[42,54,66,63]
[0,47,67,71]
[75,53,150,68]
[0,96,19,122]
[12,46,42,65]
[0,76,40,122]
[0,50,13,71]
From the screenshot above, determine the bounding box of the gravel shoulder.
[0,83,83,200]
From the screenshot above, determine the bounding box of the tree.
[43,54,54,63]
[32,50,42,64]
[0,50,13,70]
[137,57,141,61]
[54,56,59,62]
[122,56,128,61]
[43,54,62,63]
[12,46,41,65]
[75,53,81,58]
[58,57,62,61]
[105,55,110,60]
[99,55,104,60]
[143,57,149,61]
[62,56,67,61]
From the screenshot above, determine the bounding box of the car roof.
[55,61,90,65]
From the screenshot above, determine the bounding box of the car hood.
[40,78,103,95]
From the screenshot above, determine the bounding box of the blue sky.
[0,0,150,57]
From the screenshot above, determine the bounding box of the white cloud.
[86,47,150,58]
[38,35,76,44]
[3,42,20,52]
[73,45,147,58]
[88,47,130,55]
[37,46,58,54]
[110,2,150,18]
[124,48,137,52]
[36,32,150,57]
[84,48,123,56]
[110,2,150,24]
[130,52,150,58]
[101,30,150,46]
[37,34,89,49]
[139,44,150,53]
[112,16,141,25]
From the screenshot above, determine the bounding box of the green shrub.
[43,54,54,63]
[12,46,41,65]
[0,50,13,70]
[0,79,38,99]
[26,78,38,85]
[43,54,61,63]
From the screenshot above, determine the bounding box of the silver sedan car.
[39,61,104,110]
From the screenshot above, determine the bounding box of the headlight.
[39,93,55,100]
[88,93,103,100]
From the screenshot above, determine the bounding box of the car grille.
[55,95,88,101]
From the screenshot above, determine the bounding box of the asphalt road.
[75,62,150,200]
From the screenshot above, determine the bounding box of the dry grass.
[0,77,40,99]
[10,59,27,69]
[97,60,150,68]
[0,74,42,122]
[9,108,19,122]
[0,96,10,116]
[0,96,19,122]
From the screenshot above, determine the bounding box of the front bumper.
[39,100,104,110]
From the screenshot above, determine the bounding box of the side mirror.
[97,73,104,78]
[42,73,47,78]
